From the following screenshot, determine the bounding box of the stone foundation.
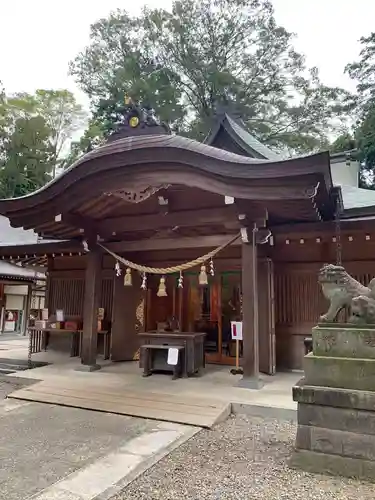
[292,324,375,481]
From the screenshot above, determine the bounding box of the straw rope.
[98,233,240,275]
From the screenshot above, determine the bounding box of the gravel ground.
[115,414,375,500]
[0,377,28,400]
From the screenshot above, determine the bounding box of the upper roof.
[205,113,280,160]
[341,185,375,211]
[0,215,39,246]
[0,132,335,239]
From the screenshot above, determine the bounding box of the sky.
[1,0,375,108]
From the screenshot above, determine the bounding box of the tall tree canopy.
[344,33,375,186]
[70,0,353,156]
[0,88,86,197]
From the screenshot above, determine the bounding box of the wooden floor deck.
[8,381,231,428]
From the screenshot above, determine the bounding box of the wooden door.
[258,258,276,375]
[111,273,145,361]
[219,272,241,365]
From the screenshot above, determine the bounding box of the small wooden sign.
[231,321,243,341]
[167,347,179,366]
[56,309,64,322]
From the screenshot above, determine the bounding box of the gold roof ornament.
[124,95,132,105]
[129,115,140,128]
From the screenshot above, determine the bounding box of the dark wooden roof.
[205,113,280,160]
[0,133,335,242]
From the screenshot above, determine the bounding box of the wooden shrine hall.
[0,101,374,385]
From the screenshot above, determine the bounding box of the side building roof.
[205,113,280,160]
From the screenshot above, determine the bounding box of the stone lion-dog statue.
[318,263,375,324]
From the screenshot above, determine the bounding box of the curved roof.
[0,134,334,234]
[205,113,280,160]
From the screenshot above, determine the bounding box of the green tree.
[345,33,375,186]
[7,89,86,175]
[70,0,353,155]
[0,114,54,198]
[61,119,106,169]
[0,88,84,197]
[329,132,357,154]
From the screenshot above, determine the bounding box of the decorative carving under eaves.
[105,184,171,204]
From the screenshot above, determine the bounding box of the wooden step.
[8,382,231,428]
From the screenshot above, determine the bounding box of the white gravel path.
[115,414,375,500]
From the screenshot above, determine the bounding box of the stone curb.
[231,402,297,422]
[95,426,200,500]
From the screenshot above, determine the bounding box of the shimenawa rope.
[98,233,240,275]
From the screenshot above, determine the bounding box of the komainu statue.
[318,264,375,324]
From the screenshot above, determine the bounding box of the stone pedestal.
[291,324,375,481]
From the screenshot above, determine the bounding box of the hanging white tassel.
[124,268,132,286]
[199,265,208,285]
[115,261,122,277]
[210,257,215,276]
[178,271,183,289]
[157,276,168,297]
[141,273,147,290]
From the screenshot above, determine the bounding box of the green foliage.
[70,0,353,155]
[346,32,375,113]
[329,133,357,154]
[0,115,54,198]
[346,33,375,186]
[60,119,106,169]
[0,88,86,197]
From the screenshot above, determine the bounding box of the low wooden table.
[28,327,80,356]
[28,328,111,359]
[78,330,111,360]
[138,331,206,376]
[140,344,186,379]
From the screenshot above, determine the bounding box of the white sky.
[1,0,374,108]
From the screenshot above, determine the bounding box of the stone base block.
[293,378,375,412]
[296,422,375,461]
[313,325,375,359]
[237,376,264,390]
[290,449,375,482]
[75,363,101,372]
[293,381,375,481]
[304,353,375,391]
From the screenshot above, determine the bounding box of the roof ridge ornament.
[107,96,171,143]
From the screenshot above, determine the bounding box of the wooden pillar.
[79,246,101,371]
[258,258,276,375]
[22,284,33,336]
[239,227,263,389]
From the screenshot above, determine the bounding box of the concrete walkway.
[0,379,197,500]
[4,345,299,418]
[0,336,299,499]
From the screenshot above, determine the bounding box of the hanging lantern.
[210,257,215,277]
[115,261,122,277]
[124,268,132,286]
[141,273,147,290]
[199,264,208,286]
[178,271,184,289]
[157,276,168,297]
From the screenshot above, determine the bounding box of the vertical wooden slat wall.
[47,275,114,319]
[274,260,375,369]
[48,278,85,316]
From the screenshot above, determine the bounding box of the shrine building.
[0,102,374,385]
